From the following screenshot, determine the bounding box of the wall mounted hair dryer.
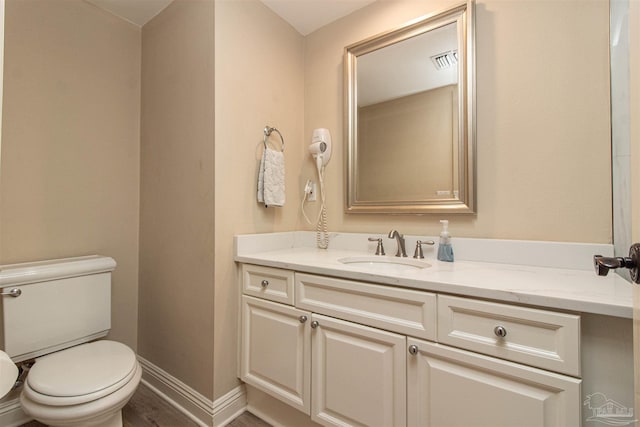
[309,128,332,170]
[304,128,331,249]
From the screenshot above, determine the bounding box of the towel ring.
[263,126,284,152]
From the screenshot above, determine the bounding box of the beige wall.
[304,0,611,243]
[358,85,457,201]
[214,0,304,399]
[138,0,215,399]
[0,0,141,349]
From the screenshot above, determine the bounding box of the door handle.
[594,243,640,283]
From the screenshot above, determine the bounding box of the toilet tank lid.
[27,340,136,398]
[0,255,116,287]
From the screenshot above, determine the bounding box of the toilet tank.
[0,256,116,362]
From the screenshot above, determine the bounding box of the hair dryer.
[304,128,332,249]
[309,128,332,171]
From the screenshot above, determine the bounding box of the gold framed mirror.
[344,1,476,214]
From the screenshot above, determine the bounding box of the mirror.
[345,1,475,214]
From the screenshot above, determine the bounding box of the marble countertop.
[235,232,633,319]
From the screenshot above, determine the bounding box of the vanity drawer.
[242,264,294,305]
[295,273,437,340]
[437,295,580,377]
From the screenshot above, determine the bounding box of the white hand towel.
[257,147,285,207]
[257,151,266,203]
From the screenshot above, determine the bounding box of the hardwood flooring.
[19,382,271,427]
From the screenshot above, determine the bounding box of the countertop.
[235,232,633,319]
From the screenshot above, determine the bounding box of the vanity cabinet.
[311,313,406,427]
[239,264,582,427]
[240,294,406,426]
[240,295,311,414]
[406,338,581,427]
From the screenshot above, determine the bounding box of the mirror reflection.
[345,1,475,213]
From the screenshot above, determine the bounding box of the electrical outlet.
[305,180,317,202]
[309,182,317,201]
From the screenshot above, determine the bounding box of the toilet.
[0,255,141,427]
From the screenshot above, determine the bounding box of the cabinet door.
[311,314,406,427]
[240,295,311,414]
[407,338,581,427]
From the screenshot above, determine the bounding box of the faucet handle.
[368,237,385,256]
[413,240,435,259]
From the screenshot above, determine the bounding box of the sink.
[338,256,430,273]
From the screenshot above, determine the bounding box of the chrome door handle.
[408,345,419,355]
[310,320,319,329]
[0,288,21,298]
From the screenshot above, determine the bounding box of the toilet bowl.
[0,256,140,427]
[20,340,142,427]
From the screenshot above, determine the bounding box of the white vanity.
[235,232,634,427]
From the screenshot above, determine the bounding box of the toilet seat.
[23,340,137,406]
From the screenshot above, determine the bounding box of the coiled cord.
[316,168,329,249]
[301,161,329,249]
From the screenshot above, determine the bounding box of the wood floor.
[19,382,271,427]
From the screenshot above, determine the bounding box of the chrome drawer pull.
[260,280,269,288]
[494,325,507,338]
[0,288,21,298]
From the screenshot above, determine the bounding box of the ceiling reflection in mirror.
[345,1,475,214]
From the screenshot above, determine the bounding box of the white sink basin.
[338,256,431,273]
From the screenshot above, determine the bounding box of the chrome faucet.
[388,230,407,257]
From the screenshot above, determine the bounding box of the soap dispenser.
[437,220,454,262]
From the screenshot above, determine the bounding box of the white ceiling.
[260,0,376,35]
[85,0,374,34]
[84,0,173,27]
[358,22,458,106]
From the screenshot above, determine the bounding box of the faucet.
[388,230,407,257]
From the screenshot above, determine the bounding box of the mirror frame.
[344,1,476,214]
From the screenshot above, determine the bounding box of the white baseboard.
[138,356,246,427]
[213,385,247,426]
[0,395,30,427]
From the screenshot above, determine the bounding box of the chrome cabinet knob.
[310,320,319,329]
[299,315,308,323]
[260,279,269,288]
[408,345,419,355]
[494,325,507,338]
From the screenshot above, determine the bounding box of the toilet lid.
[27,340,136,398]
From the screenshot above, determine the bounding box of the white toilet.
[0,256,141,427]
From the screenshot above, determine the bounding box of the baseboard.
[0,394,30,427]
[138,356,246,427]
[213,385,247,426]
